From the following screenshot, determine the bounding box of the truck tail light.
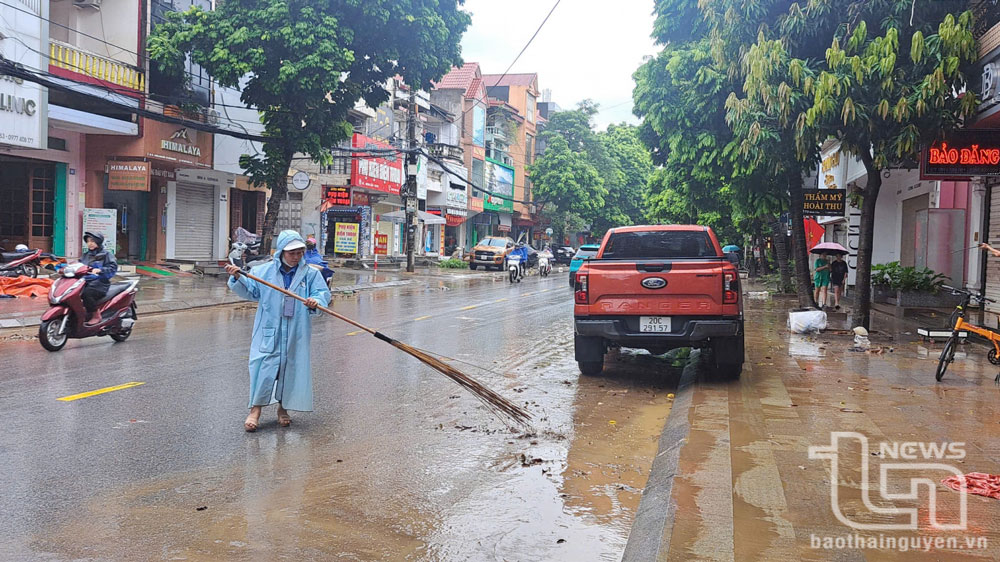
[575,273,589,304]
[723,271,738,304]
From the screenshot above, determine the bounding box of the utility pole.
[405,88,417,273]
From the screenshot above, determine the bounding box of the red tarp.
[942,472,1000,500]
[0,276,53,298]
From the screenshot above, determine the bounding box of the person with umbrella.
[810,242,849,309]
[830,253,848,309]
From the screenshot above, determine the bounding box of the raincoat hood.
[273,230,306,257]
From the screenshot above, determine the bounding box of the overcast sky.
[459,0,658,131]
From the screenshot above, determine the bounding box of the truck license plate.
[639,316,671,333]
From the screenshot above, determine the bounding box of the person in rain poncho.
[224,230,332,432]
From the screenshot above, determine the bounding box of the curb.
[621,356,699,562]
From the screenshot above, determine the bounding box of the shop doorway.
[104,189,148,261]
[0,158,55,252]
[900,194,929,267]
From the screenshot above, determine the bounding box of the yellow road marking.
[494,298,507,303]
[58,382,145,402]
[521,292,535,297]
[461,304,479,310]
[414,315,432,321]
[347,330,363,336]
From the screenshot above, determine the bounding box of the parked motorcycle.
[38,262,138,351]
[0,245,42,278]
[537,249,553,277]
[228,241,271,270]
[507,254,524,283]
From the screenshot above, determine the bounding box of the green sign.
[483,158,514,212]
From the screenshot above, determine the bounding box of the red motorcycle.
[0,245,42,278]
[39,263,138,352]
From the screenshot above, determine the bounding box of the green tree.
[149,0,470,250]
[529,135,606,243]
[596,124,652,231]
[806,3,977,328]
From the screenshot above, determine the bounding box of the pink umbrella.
[810,242,848,255]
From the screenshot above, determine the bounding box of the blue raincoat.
[228,230,332,412]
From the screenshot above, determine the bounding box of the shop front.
[230,176,267,237]
[87,118,219,262]
[348,133,403,257]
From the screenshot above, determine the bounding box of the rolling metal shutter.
[175,182,215,260]
[986,183,1000,315]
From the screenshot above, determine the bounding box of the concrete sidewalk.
[0,265,514,331]
[625,293,1000,561]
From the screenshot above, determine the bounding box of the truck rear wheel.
[712,336,744,380]
[575,334,605,375]
[469,263,477,270]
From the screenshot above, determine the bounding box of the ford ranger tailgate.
[583,260,725,316]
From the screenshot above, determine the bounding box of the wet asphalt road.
[0,272,678,561]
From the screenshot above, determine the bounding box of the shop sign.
[324,185,351,206]
[802,189,846,216]
[498,224,511,233]
[0,76,45,149]
[469,197,484,213]
[472,145,486,160]
[921,130,1000,179]
[161,128,202,156]
[334,222,359,254]
[82,208,118,255]
[352,192,370,206]
[374,233,388,255]
[483,158,515,212]
[107,161,150,192]
[351,133,403,195]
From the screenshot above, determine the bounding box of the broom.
[233,270,533,427]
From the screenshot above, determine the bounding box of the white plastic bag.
[788,310,827,334]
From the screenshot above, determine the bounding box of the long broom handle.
[235,270,376,336]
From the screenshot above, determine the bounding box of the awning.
[379,209,447,225]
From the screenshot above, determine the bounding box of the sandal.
[244,412,260,432]
[277,409,292,427]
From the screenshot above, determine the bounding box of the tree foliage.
[530,102,649,240]
[149,0,470,250]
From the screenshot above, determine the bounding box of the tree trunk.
[788,174,815,308]
[771,217,792,292]
[259,150,295,254]
[855,150,882,330]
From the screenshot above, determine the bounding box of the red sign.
[352,192,370,206]
[324,185,351,206]
[922,130,1000,179]
[374,233,389,255]
[351,133,403,195]
[498,225,511,233]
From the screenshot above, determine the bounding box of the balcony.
[485,125,506,142]
[49,39,145,94]
[427,142,464,162]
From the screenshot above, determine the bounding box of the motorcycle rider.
[508,243,530,279]
[80,232,118,324]
[304,237,333,282]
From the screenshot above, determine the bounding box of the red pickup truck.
[573,225,744,378]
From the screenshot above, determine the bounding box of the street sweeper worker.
[225,230,331,432]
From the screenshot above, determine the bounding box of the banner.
[374,233,388,255]
[82,208,117,254]
[334,222,359,254]
[324,186,351,206]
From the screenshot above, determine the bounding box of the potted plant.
[871,262,960,307]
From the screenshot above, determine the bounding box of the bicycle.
[935,285,1000,381]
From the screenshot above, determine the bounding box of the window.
[30,166,55,238]
[525,134,534,165]
[471,159,485,198]
[602,230,716,259]
[526,93,536,123]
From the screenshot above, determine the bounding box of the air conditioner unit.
[205,108,220,125]
[73,0,102,9]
